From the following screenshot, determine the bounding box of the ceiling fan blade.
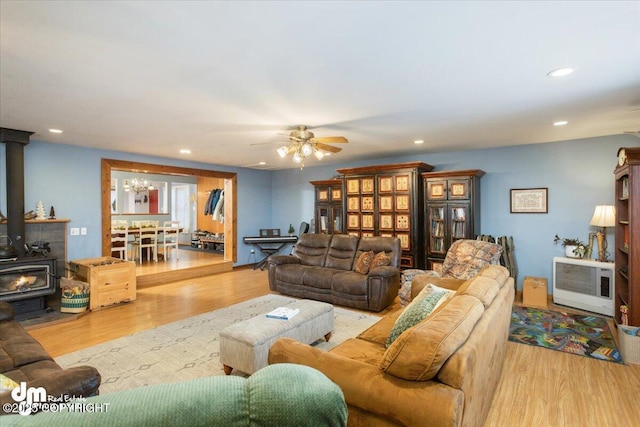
[315,142,342,153]
[287,145,297,155]
[313,136,348,143]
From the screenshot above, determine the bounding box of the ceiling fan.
[269,125,348,165]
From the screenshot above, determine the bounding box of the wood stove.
[0,257,57,320]
[1,128,60,320]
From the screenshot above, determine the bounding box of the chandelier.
[123,178,154,193]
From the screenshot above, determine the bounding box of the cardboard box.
[523,276,548,309]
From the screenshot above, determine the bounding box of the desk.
[243,236,298,270]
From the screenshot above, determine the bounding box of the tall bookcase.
[310,179,343,234]
[336,162,434,269]
[614,147,640,326]
[422,170,484,272]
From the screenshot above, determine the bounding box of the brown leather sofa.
[268,234,401,312]
[269,265,515,426]
[0,302,101,415]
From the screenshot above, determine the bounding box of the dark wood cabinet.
[422,170,484,272]
[310,179,343,234]
[614,147,640,326]
[336,162,434,269]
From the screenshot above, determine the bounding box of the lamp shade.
[589,205,616,227]
[277,146,289,158]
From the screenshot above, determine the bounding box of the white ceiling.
[1,1,639,170]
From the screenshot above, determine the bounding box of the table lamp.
[589,205,615,262]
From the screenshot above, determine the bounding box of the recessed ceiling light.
[553,121,568,126]
[547,67,574,78]
[179,149,191,154]
[48,129,63,134]
[258,161,266,165]
[414,140,424,144]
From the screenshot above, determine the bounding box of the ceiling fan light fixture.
[277,146,289,158]
[300,142,313,157]
[275,125,347,166]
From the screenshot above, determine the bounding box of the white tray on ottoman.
[219,299,334,375]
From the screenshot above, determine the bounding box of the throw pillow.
[380,295,484,381]
[386,288,447,347]
[422,283,456,302]
[354,251,375,274]
[0,373,18,393]
[370,251,390,268]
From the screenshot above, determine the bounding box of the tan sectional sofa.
[268,234,401,312]
[269,265,515,427]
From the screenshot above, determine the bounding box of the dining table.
[125,226,184,261]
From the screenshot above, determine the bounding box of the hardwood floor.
[132,245,233,287]
[28,269,640,426]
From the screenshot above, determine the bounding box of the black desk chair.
[299,222,310,235]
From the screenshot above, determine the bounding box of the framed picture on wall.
[397,233,410,250]
[395,214,410,230]
[347,213,360,228]
[395,175,409,192]
[347,179,359,194]
[379,176,393,192]
[395,195,409,211]
[347,196,360,211]
[379,214,393,230]
[379,195,393,211]
[361,177,374,194]
[361,196,374,211]
[510,188,548,213]
[362,214,374,229]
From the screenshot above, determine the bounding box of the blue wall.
[0,140,273,265]
[272,135,639,291]
[1,134,638,291]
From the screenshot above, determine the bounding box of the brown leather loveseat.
[0,302,101,415]
[268,234,401,312]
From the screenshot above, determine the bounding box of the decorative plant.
[288,224,295,235]
[554,234,588,257]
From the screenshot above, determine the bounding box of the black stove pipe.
[1,128,34,258]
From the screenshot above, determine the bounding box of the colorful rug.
[509,305,623,364]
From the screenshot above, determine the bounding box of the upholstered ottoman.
[220,299,334,375]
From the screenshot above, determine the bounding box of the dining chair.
[161,220,180,260]
[131,220,159,264]
[110,220,129,260]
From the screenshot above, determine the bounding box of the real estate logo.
[9,382,47,415]
[4,382,110,416]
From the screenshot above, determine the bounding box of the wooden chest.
[68,257,136,311]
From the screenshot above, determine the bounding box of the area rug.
[56,295,381,394]
[509,305,623,364]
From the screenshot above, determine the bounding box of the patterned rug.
[509,305,623,364]
[56,294,381,394]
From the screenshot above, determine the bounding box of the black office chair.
[290,222,310,255]
[299,221,310,235]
